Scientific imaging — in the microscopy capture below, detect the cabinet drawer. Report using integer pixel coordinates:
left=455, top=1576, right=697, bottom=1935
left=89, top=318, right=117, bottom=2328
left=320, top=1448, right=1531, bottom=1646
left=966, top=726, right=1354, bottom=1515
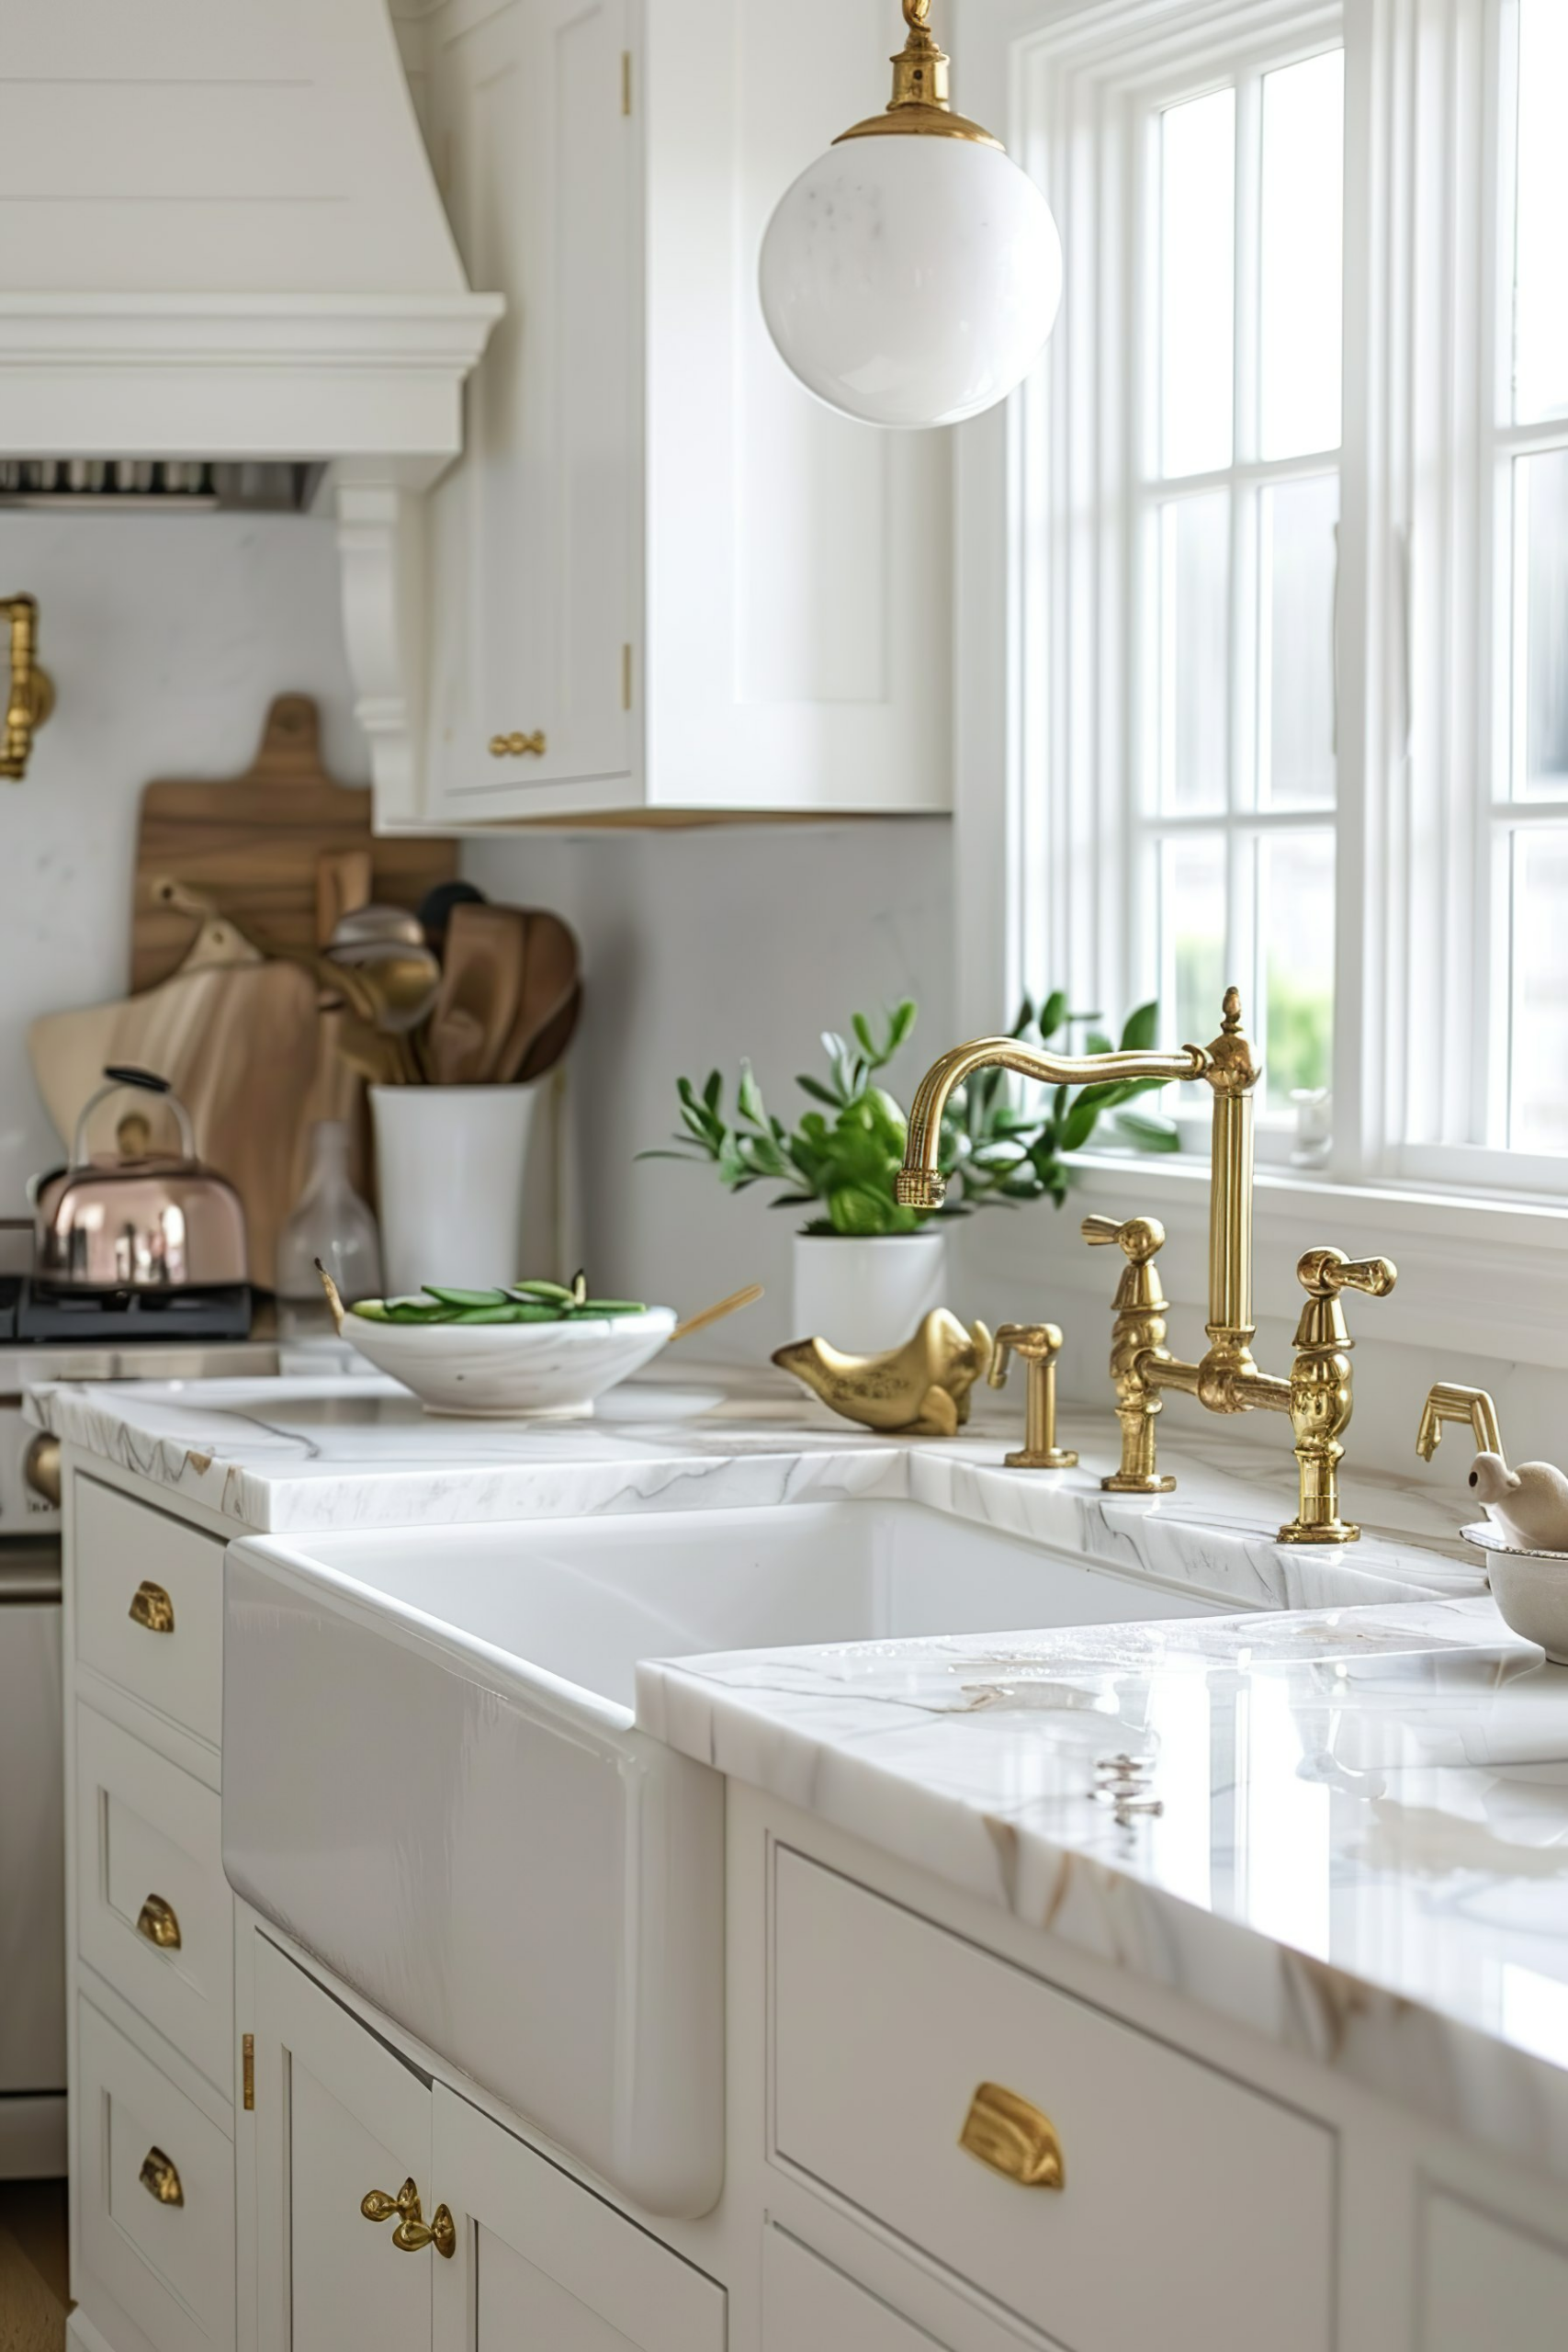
left=772, top=1849, right=1334, bottom=2352
left=76, top=1705, right=233, bottom=2094
left=75, top=1476, right=224, bottom=1748
left=762, top=2225, right=949, bottom=2349
left=77, top=1994, right=234, bottom=2352
left=1420, top=2192, right=1568, bottom=2352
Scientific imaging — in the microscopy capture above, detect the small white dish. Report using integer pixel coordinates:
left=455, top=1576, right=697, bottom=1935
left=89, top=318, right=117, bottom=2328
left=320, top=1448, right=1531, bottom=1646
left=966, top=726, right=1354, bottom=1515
left=1463, top=1521, right=1568, bottom=1664
left=343, top=1308, right=678, bottom=1418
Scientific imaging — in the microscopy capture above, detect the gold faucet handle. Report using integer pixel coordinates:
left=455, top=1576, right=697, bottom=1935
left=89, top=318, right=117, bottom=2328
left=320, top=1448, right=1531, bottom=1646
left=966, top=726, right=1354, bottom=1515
left=1416, top=1382, right=1503, bottom=1464
left=1081, top=1214, right=1166, bottom=1262
left=1299, top=1249, right=1396, bottom=1299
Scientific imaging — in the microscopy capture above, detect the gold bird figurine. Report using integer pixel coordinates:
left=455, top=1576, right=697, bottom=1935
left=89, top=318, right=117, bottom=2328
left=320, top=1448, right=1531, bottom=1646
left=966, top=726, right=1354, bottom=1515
left=773, top=1309, right=995, bottom=1437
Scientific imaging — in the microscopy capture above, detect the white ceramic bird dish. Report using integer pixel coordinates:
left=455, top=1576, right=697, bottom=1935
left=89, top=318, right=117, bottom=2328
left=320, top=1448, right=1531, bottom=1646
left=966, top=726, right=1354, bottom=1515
left=344, top=1308, right=678, bottom=1418
left=1462, top=1521, right=1568, bottom=1666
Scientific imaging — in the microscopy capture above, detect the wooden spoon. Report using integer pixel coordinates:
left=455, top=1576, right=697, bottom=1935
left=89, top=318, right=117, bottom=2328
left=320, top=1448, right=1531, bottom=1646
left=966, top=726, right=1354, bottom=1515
left=424, top=903, right=527, bottom=1085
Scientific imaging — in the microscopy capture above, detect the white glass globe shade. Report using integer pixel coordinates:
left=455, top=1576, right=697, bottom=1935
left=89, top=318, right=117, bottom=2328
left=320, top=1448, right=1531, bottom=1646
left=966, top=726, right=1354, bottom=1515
left=759, top=134, right=1063, bottom=429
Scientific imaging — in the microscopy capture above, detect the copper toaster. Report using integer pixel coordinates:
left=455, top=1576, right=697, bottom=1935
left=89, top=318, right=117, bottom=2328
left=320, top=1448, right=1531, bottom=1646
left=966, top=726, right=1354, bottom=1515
left=34, top=1067, right=249, bottom=1290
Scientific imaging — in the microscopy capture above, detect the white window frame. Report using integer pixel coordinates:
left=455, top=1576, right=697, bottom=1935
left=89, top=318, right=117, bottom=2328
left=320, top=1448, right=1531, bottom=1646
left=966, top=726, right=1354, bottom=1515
left=951, top=0, right=1568, bottom=1368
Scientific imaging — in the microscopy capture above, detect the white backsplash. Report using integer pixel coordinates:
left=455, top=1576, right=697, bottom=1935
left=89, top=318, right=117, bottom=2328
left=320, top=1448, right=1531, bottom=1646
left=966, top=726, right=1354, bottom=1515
left=0, top=508, right=367, bottom=1207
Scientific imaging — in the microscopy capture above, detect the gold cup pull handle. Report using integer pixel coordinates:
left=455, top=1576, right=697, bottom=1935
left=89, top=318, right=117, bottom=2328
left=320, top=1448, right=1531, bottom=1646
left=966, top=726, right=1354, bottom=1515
left=139, top=2147, right=184, bottom=2206
left=129, top=1580, right=175, bottom=1634
left=959, top=2082, right=1065, bottom=2190
left=135, top=1894, right=181, bottom=1950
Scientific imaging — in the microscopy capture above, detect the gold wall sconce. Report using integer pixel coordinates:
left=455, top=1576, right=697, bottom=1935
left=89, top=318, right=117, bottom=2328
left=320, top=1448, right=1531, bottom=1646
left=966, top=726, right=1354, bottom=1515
left=0, top=594, right=53, bottom=779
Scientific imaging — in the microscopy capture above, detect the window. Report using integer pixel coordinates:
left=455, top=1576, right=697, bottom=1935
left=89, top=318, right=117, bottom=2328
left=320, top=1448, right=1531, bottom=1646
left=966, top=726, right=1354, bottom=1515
left=993, top=0, right=1568, bottom=1196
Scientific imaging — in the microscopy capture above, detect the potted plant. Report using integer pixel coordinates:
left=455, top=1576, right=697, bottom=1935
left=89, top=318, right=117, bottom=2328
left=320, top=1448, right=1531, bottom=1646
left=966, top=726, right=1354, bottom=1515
left=646, top=995, right=1176, bottom=1349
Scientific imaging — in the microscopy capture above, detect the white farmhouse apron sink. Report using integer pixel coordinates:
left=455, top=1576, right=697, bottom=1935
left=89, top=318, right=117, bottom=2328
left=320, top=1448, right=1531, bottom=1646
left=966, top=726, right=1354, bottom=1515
left=222, top=1499, right=1224, bottom=2218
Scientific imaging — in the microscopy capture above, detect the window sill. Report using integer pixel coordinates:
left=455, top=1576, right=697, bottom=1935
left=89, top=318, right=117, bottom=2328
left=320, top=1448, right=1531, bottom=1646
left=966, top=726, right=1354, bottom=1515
left=956, top=1149, right=1568, bottom=1370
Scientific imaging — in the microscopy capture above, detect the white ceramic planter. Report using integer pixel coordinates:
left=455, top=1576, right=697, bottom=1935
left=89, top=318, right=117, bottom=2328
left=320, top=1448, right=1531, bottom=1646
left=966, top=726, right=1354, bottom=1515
left=370, top=1084, right=538, bottom=1296
left=790, top=1229, right=948, bottom=1354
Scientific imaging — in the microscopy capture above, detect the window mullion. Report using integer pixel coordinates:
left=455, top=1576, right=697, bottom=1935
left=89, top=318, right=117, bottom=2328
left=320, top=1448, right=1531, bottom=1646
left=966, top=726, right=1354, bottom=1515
left=1229, top=70, right=1264, bottom=1044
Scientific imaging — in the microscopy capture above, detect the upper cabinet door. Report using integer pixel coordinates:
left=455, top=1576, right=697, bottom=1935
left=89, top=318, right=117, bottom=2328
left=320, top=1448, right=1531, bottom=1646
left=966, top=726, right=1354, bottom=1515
left=428, top=0, right=638, bottom=808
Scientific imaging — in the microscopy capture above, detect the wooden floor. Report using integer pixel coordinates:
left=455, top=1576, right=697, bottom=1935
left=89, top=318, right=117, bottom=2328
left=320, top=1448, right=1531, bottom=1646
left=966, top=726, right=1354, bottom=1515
left=0, top=2181, right=69, bottom=2352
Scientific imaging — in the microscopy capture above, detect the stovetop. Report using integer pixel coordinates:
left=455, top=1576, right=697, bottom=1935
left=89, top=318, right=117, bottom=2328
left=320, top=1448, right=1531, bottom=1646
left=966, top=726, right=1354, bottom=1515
left=0, top=1275, right=253, bottom=1344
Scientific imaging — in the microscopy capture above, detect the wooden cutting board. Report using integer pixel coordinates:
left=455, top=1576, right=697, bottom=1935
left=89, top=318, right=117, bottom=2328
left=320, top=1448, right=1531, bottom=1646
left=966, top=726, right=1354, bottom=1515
left=131, top=695, right=457, bottom=990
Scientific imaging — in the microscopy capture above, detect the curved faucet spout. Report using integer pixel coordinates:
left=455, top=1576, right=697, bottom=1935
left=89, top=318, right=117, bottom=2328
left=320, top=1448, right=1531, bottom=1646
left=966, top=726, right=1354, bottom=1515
left=895, top=1035, right=1210, bottom=1208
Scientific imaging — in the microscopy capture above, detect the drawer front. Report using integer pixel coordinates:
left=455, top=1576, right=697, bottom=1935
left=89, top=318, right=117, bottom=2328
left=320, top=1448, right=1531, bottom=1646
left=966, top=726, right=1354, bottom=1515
left=762, top=2225, right=950, bottom=2350
left=1420, top=2192, right=1568, bottom=2352
left=75, top=1476, right=224, bottom=1748
left=77, top=1994, right=235, bottom=2352
left=76, top=1704, right=233, bottom=2092
left=773, top=1849, right=1335, bottom=2352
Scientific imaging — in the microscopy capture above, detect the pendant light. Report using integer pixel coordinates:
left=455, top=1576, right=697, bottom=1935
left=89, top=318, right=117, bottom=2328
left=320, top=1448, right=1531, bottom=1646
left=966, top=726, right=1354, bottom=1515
left=759, top=0, right=1063, bottom=430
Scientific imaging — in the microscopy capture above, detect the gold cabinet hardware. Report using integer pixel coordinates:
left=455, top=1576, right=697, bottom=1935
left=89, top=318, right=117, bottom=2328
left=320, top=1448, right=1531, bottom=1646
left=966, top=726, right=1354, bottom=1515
left=1416, top=1382, right=1503, bottom=1464
left=487, top=731, right=547, bottom=759
left=135, top=1894, right=181, bottom=1951
left=242, top=2033, right=254, bottom=2111
left=959, top=2083, right=1065, bottom=2189
left=361, top=2177, right=456, bottom=2260
left=987, top=1321, right=1077, bottom=1470
left=0, top=594, right=53, bottom=780
left=621, top=49, right=632, bottom=114
left=128, top=1580, right=175, bottom=1634
left=139, top=2147, right=185, bottom=2206
left=899, top=989, right=1396, bottom=1542
left=621, top=641, right=633, bottom=710
left=22, top=1431, right=61, bottom=1505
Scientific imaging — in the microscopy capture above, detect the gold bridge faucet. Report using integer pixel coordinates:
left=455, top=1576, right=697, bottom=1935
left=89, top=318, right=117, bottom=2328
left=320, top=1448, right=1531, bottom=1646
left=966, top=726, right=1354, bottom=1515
left=896, top=989, right=1396, bottom=1544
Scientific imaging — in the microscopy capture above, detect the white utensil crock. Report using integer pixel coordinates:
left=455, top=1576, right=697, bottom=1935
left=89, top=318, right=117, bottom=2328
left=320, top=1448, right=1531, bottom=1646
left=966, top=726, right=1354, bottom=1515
left=371, top=1084, right=537, bottom=1296
left=790, top=1230, right=948, bottom=1354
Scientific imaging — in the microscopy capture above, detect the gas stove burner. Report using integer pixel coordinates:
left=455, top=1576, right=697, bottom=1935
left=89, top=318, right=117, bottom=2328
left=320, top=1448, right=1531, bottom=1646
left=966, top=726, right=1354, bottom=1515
left=1, top=1277, right=253, bottom=1344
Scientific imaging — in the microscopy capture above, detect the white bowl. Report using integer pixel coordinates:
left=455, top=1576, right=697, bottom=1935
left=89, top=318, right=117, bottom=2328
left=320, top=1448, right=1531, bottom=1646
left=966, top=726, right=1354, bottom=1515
left=1463, top=1522, right=1568, bottom=1664
left=343, top=1308, right=678, bottom=1418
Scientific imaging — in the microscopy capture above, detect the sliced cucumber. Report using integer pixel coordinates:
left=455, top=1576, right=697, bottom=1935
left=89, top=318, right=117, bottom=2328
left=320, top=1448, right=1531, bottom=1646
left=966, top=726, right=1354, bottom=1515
left=350, top=1300, right=392, bottom=1321
left=454, top=1301, right=565, bottom=1325
left=423, top=1285, right=511, bottom=1309
left=572, top=1300, right=648, bottom=1316
left=507, top=1280, right=575, bottom=1304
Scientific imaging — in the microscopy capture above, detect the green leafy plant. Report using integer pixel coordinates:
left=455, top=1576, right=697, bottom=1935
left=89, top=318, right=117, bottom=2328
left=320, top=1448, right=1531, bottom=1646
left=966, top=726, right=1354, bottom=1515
left=643, top=995, right=1178, bottom=1238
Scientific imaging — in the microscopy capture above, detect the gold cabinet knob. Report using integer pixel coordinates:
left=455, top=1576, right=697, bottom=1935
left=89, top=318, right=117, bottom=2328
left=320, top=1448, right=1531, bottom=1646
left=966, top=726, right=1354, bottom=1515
left=0, top=594, right=53, bottom=782
left=488, top=730, right=547, bottom=758
left=361, top=2177, right=456, bottom=2260
left=23, top=1431, right=61, bottom=1504
left=139, top=2147, right=185, bottom=2206
left=128, top=1580, right=175, bottom=1634
left=959, top=2082, right=1066, bottom=2190
left=135, top=1894, right=181, bottom=1951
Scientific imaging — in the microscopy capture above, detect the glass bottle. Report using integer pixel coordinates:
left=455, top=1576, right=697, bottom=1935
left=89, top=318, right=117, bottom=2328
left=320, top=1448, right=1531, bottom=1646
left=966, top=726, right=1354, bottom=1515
left=275, top=1120, right=382, bottom=1334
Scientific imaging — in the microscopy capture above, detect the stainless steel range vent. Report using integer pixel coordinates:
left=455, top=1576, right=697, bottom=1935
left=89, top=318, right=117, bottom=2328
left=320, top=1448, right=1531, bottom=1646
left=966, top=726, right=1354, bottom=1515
left=0, top=460, right=321, bottom=511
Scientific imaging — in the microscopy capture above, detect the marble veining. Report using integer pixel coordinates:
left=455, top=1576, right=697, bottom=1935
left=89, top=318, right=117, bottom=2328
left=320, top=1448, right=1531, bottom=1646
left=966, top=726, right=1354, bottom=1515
left=26, top=1374, right=1488, bottom=1627
left=639, top=1597, right=1568, bottom=2183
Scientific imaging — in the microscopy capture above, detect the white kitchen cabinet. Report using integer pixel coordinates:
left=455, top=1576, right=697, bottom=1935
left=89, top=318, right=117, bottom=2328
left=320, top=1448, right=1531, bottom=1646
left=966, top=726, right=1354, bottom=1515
left=399, top=0, right=951, bottom=828
left=250, top=1927, right=725, bottom=2352
left=1418, top=2193, right=1568, bottom=2352
left=761, top=2226, right=950, bottom=2351
left=253, top=1934, right=434, bottom=2352
left=431, top=2080, right=726, bottom=2352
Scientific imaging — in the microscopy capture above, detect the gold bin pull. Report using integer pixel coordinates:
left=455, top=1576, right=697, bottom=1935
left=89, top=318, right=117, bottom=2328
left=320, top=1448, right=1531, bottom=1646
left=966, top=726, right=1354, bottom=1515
left=487, top=730, right=547, bottom=759
left=129, top=1580, right=175, bottom=1634
left=136, top=1894, right=181, bottom=1951
left=139, top=2147, right=184, bottom=2207
left=959, top=2082, right=1066, bottom=2190
left=361, top=2177, right=456, bottom=2260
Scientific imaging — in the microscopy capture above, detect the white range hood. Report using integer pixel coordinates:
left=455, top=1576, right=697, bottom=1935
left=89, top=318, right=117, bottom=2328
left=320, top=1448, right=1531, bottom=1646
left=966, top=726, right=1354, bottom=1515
left=0, top=0, right=501, bottom=813
left=0, top=0, right=499, bottom=471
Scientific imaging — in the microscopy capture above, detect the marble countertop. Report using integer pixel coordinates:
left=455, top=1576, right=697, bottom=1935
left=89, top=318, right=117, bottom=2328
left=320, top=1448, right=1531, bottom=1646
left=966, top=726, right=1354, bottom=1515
left=639, top=1597, right=1568, bottom=2183
left=27, top=1365, right=1485, bottom=1614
